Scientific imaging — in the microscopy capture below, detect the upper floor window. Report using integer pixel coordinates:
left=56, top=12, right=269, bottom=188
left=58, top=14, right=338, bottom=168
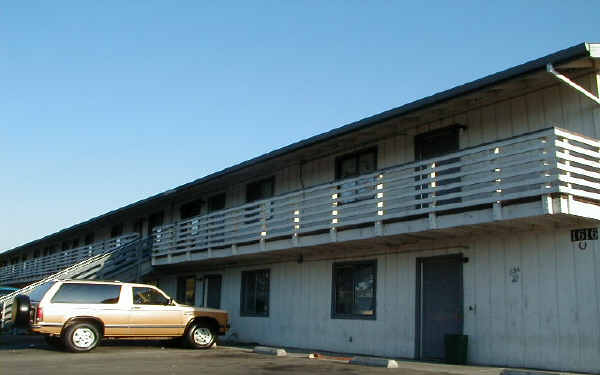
left=335, top=148, right=377, bottom=180
left=84, top=233, right=95, bottom=245
left=246, top=177, right=274, bottom=203
left=61, top=242, right=70, bottom=251
left=335, top=148, right=377, bottom=204
left=133, top=219, right=144, bottom=235
left=72, top=238, right=80, bottom=249
left=207, top=193, right=226, bottom=213
left=148, top=211, right=164, bottom=235
left=180, top=199, right=203, bottom=220
left=110, top=224, right=124, bottom=238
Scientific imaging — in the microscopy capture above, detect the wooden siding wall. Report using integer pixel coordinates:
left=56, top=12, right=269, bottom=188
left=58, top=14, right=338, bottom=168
left=6, top=73, right=600, bottom=263
left=221, top=72, right=600, bottom=213
left=158, top=228, right=600, bottom=373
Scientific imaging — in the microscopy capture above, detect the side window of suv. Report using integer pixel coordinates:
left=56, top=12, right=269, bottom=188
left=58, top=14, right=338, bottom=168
left=132, top=287, right=169, bottom=305
left=51, top=283, right=121, bottom=304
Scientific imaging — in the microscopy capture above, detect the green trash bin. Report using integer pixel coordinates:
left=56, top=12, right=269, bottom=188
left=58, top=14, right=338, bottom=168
left=444, top=334, right=468, bottom=364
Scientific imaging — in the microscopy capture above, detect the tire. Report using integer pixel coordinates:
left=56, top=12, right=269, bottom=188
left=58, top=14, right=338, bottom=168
left=63, top=322, right=101, bottom=353
left=11, top=294, right=31, bottom=329
left=185, top=322, right=216, bottom=349
left=44, top=335, right=65, bottom=349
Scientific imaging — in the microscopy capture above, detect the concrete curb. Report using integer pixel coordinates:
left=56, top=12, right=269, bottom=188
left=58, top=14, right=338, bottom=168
left=350, top=356, right=399, bottom=368
left=253, top=346, right=287, bottom=356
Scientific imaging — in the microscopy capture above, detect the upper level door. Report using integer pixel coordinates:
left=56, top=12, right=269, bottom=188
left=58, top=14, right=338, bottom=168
left=414, top=127, right=461, bottom=209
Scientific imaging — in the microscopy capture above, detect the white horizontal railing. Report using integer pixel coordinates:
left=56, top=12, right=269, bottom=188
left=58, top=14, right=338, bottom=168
left=149, top=127, right=600, bottom=261
left=0, top=233, right=140, bottom=284
left=0, top=236, right=152, bottom=330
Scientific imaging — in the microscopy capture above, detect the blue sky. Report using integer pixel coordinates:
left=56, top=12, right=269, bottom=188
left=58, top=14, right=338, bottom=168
left=1, top=1, right=598, bottom=252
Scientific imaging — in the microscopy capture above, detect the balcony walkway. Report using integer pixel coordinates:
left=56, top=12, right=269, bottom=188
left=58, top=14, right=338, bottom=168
left=157, top=127, right=599, bottom=265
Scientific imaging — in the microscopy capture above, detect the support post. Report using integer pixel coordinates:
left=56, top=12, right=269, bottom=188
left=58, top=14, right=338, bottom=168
left=428, top=212, right=437, bottom=229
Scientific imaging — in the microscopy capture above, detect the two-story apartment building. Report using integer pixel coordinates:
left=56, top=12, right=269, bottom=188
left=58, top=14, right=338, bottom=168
left=2, top=42, right=600, bottom=372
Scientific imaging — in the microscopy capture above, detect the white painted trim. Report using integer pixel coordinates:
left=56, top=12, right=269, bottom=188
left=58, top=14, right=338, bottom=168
left=547, top=63, right=600, bottom=105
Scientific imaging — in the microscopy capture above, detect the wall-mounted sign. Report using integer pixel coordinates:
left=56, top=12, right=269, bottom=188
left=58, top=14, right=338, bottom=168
left=571, top=228, right=598, bottom=242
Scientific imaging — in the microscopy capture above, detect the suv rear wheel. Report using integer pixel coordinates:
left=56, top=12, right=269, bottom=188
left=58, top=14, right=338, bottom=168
left=186, top=323, right=215, bottom=349
left=63, top=322, right=101, bottom=352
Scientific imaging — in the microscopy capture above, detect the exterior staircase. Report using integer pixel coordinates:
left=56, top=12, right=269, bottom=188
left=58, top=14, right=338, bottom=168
left=0, top=236, right=152, bottom=330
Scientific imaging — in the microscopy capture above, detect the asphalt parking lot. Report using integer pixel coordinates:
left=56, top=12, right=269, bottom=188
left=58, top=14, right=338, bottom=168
left=0, top=335, right=474, bottom=375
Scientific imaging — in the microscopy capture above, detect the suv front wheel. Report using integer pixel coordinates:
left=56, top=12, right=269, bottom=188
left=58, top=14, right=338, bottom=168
left=186, top=323, right=215, bottom=349
left=63, top=322, right=101, bottom=352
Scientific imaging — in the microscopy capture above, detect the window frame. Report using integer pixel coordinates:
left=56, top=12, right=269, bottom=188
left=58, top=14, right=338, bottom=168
left=331, top=259, right=377, bottom=320
left=110, top=223, right=124, bottom=238
left=334, top=147, right=378, bottom=181
left=207, top=193, right=226, bottom=213
left=240, top=269, right=270, bottom=317
left=180, top=199, right=203, bottom=220
left=84, top=233, right=95, bottom=246
left=245, top=177, right=275, bottom=203
left=176, top=275, right=196, bottom=305
left=131, top=286, right=171, bottom=306
left=50, top=283, right=122, bottom=305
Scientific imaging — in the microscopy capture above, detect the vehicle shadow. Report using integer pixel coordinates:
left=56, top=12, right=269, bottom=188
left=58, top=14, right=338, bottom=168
left=0, top=334, right=178, bottom=352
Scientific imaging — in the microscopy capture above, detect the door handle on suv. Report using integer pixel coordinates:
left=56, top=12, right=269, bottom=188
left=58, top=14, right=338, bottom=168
left=131, top=306, right=142, bottom=310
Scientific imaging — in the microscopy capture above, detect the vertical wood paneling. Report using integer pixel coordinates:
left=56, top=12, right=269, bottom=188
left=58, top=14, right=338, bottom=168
left=510, top=97, right=528, bottom=134
left=525, top=91, right=545, bottom=131
left=520, top=234, right=541, bottom=368
left=504, top=235, right=524, bottom=367
left=465, top=109, right=482, bottom=148
left=159, top=226, right=600, bottom=372
left=496, top=100, right=513, bottom=140
left=536, top=232, right=560, bottom=369
left=542, top=86, right=564, bottom=127
left=481, top=104, right=497, bottom=144
left=554, top=230, right=579, bottom=370
left=488, top=236, right=506, bottom=366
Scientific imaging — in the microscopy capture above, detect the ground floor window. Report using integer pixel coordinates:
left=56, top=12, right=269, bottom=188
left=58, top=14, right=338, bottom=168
left=241, top=269, right=269, bottom=316
left=177, top=276, right=196, bottom=305
left=332, top=260, right=376, bottom=319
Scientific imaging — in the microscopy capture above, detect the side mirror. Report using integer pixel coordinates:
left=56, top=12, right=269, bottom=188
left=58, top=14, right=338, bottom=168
left=168, top=298, right=174, bottom=306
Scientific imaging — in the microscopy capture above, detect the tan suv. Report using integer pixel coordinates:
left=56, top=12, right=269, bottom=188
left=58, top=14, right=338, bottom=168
left=11, top=280, right=230, bottom=352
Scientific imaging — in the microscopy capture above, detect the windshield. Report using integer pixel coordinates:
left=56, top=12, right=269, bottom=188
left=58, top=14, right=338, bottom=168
left=26, top=282, right=56, bottom=302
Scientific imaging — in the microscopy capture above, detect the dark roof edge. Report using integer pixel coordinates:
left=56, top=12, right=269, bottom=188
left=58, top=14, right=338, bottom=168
left=2, top=42, right=592, bottom=256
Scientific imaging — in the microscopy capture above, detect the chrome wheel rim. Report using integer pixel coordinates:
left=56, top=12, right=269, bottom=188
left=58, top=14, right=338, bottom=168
left=193, top=327, right=213, bottom=345
left=72, top=327, right=95, bottom=348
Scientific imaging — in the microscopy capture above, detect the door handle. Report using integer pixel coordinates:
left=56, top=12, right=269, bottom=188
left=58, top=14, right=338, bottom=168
left=131, top=306, right=142, bottom=310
